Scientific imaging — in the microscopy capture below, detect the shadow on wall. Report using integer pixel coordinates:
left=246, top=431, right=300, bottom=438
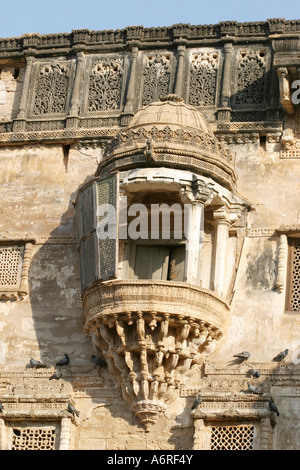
left=25, top=175, right=146, bottom=438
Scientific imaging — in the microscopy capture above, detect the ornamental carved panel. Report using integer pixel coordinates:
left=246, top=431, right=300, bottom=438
left=80, top=54, right=129, bottom=117
left=186, top=49, right=222, bottom=108
left=139, top=52, right=176, bottom=107
left=27, top=59, right=75, bottom=117
left=231, top=48, right=268, bottom=108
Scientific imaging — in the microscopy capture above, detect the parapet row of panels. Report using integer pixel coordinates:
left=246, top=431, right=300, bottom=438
left=0, top=45, right=280, bottom=133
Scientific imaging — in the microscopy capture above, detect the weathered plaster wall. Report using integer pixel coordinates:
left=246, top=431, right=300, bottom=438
left=212, top=139, right=300, bottom=361
left=0, top=143, right=100, bottom=364
left=0, top=65, right=24, bottom=121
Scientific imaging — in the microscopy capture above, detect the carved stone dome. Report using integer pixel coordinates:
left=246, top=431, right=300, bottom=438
left=97, top=95, right=237, bottom=190
left=128, top=94, right=214, bottom=136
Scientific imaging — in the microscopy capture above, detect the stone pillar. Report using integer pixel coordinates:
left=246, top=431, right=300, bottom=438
left=13, top=55, right=35, bottom=131
left=0, top=418, right=5, bottom=450
left=217, top=42, right=234, bottom=121
left=59, top=417, right=72, bottom=450
left=193, top=418, right=205, bottom=450
left=212, top=206, right=231, bottom=297
left=181, top=182, right=212, bottom=286
left=276, top=234, right=288, bottom=293
left=260, top=417, right=271, bottom=450
left=19, top=242, right=34, bottom=298
left=121, top=45, right=139, bottom=126
left=184, top=201, right=205, bottom=285
left=174, top=43, right=186, bottom=97
left=66, top=51, right=85, bottom=128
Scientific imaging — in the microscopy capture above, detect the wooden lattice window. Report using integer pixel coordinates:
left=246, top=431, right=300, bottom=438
left=210, top=424, right=255, bottom=450
left=287, top=239, right=300, bottom=311
left=11, top=425, right=57, bottom=450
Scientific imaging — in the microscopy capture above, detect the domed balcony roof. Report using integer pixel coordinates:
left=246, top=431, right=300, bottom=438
left=97, top=95, right=237, bottom=191
left=128, top=94, right=214, bottom=136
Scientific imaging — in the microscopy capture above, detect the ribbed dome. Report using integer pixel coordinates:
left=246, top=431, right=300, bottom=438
left=97, top=95, right=237, bottom=191
left=128, top=94, right=214, bottom=136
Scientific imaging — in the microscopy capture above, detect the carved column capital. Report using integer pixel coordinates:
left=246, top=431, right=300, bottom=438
left=213, top=205, right=241, bottom=226
left=179, top=181, right=213, bottom=206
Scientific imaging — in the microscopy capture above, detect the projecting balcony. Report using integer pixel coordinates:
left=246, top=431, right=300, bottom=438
left=82, top=279, right=229, bottom=430
left=83, top=279, right=228, bottom=336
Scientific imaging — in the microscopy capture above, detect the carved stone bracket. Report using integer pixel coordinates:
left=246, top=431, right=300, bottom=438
left=277, top=67, right=295, bottom=115
left=83, top=280, right=228, bottom=430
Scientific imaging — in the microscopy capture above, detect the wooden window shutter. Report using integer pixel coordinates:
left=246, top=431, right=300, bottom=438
left=76, top=173, right=119, bottom=291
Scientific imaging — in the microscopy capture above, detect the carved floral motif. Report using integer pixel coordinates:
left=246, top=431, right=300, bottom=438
left=33, top=62, right=71, bottom=115
left=141, top=53, right=173, bottom=106
left=234, top=50, right=266, bottom=106
left=188, top=51, right=219, bottom=107
left=88, top=58, right=124, bottom=111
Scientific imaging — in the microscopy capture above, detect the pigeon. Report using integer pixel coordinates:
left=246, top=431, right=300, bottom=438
left=30, top=358, right=47, bottom=369
left=248, top=369, right=261, bottom=378
left=49, top=370, right=63, bottom=380
left=269, top=399, right=280, bottom=417
left=191, top=394, right=202, bottom=410
left=0, top=402, right=3, bottom=413
left=92, top=355, right=107, bottom=367
left=233, top=351, right=250, bottom=361
left=247, top=382, right=263, bottom=395
left=273, top=349, right=289, bottom=363
left=67, top=402, right=80, bottom=417
left=56, top=354, right=69, bottom=366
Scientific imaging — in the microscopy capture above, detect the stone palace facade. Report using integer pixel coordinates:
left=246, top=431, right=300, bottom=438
left=0, top=18, right=300, bottom=450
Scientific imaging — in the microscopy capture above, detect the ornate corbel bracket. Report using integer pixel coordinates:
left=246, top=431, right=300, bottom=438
left=277, top=67, right=295, bottom=116
left=179, top=180, right=214, bottom=206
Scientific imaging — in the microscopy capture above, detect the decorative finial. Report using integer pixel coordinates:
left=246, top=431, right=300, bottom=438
left=160, top=94, right=184, bottom=103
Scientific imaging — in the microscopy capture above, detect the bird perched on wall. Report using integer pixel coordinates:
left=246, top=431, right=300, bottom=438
left=191, top=394, right=202, bottom=410
left=56, top=354, right=69, bottom=366
left=248, top=369, right=261, bottom=378
left=247, top=382, right=264, bottom=395
left=92, top=355, right=107, bottom=367
left=233, top=351, right=250, bottom=361
left=49, top=370, right=63, bottom=380
left=269, top=399, right=280, bottom=417
left=273, top=349, right=289, bottom=363
left=0, top=402, right=3, bottom=413
left=30, top=358, right=47, bottom=369
left=67, top=402, right=80, bottom=417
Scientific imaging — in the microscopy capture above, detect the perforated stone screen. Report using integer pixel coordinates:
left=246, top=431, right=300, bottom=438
left=11, top=426, right=56, bottom=450
left=210, top=424, right=255, bottom=450
left=0, top=246, right=22, bottom=287
left=290, top=240, right=300, bottom=311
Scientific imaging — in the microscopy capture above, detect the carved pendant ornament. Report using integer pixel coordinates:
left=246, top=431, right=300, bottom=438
left=85, top=307, right=223, bottom=431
